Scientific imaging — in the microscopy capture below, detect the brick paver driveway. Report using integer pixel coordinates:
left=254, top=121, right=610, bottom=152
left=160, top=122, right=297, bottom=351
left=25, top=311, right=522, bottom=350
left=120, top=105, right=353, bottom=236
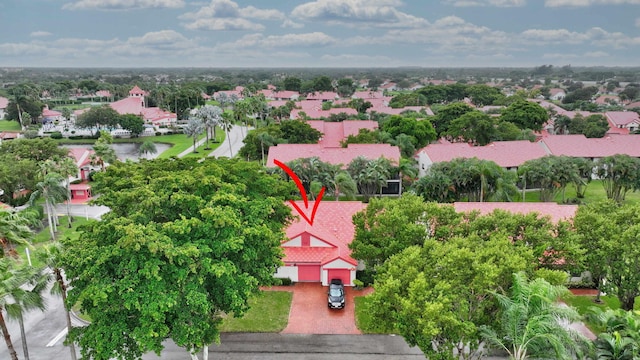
left=280, top=282, right=372, bottom=334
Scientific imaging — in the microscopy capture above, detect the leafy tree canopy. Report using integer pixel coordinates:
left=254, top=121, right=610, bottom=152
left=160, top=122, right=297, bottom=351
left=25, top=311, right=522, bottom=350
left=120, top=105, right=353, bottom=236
left=500, top=100, right=548, bottom=132
left=379, top=115, right=436, bottom=149
left=62, top=158, right=295, bottom=360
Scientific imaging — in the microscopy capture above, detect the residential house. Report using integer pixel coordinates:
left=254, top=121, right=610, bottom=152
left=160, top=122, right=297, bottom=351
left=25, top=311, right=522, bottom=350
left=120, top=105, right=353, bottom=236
left=306, top=120, right=379, bottom=148
left=267, top=143, right=401, bottom=168
left=274, top=201, right=367, bottom=286
left=415, top=140, right=549, bottom=176
left=0, top=96, right=8, bottom=119
left=213, top=86, right=244, bottom=101
left=306, top=91, right=339, bottom=102
left=110, top=86, right=177, bottom=127
left=67, top=147, right=99, bottom=201
left=259, top=89, right=300, bottom=101
left=549, top=88, right=566, bottom=101
left=538, top=134, right=640, bottom=160
left=605, top=111, right=640, bottom=133
left=453, top=202, right=578, bottom=224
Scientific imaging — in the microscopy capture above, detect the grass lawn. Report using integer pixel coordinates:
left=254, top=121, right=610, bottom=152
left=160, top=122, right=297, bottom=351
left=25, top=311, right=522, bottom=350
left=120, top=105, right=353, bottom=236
left=181, top=129, right=225, bottom=159
left=562, top=294, right=640, bottom=334
left=354, top=295, right=395, bottom=334
left=522, top=180, right=640, bottom=205
left=154, top=133, right=207, bottom=159
left=15, top=215, right=92, bottom=268
left=0, top=120, right=21, bottom=131
left=220, top=291, right=292, bottom=333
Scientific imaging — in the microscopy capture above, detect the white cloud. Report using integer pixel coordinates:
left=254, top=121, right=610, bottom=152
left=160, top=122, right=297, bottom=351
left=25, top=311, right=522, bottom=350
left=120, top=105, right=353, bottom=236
left=443, top=0, right=526, bottom=6
left=521, top=28, right=590, bottom=44
left=545, top=0, right=640, bottom=7
left=30, top=31, right=52, bottom=37
left=282, top=19, right=305, bottom=28
left=291, top=0, right=428, bottom=28
left=63, top=0, right=184, bottom=10
left=520, top=27, right=640, bottom=47
left=216, top=32, right=336, bottom=51
left=180, top=0, right=284, bottom=31
left=584, top=51, right=609, bottom=57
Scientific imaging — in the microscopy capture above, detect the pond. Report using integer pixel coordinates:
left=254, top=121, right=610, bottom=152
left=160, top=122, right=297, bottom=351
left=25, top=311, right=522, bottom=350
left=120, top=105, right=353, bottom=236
left=63, top=142, right=172, bottom=162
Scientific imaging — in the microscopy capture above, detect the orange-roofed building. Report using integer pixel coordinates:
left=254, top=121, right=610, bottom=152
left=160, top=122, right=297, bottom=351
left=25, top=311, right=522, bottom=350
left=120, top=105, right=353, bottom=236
left=275, top=201, right=366, bottom=286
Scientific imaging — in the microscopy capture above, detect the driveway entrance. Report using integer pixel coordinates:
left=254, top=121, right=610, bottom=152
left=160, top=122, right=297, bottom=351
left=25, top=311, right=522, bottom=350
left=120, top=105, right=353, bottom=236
left=281, top=282, right=370, bottom=334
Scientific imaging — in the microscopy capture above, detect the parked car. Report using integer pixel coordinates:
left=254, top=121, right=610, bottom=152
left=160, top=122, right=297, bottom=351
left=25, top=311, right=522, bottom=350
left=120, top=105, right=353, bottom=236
left=328, top=279, right=345, bottom=309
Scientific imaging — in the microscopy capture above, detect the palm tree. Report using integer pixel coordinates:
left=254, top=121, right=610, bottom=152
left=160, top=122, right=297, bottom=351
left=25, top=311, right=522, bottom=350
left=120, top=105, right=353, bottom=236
left=256, top=132, right=276, bottom=165
left=29, top=173, right=67, bottom=241
left=53, top=157, right=78, bottom=228
left=0, top=210, right=33, bottom=258
left=183, top=117, right=205, bottom=154
left=4, top=261, right=49, bottom=360
left=390, top=134, right=416, bottom=158
left=37, top=243, right=77, bottom=360
left=196, top=105, right=223, bottom=149
left=333, top=171, right=357, bottom=200
left=91, top=131, right=117, bottom=171
left=138, top=140, right=157, bottom=160
left=479, top=272, right=588, bottom=360
left=220, top=112, right=235, bottom=158
left=0, top=258, right=47, bottom=360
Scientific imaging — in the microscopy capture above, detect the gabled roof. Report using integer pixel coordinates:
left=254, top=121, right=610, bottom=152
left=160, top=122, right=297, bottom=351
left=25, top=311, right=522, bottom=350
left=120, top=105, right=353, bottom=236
left=68, top=147, right=94, bottom=168
left=128, top=85, right=147, bottom=96
left=453, top=202, right=578, bottom=223
left=283, top=201, right=366, bottom=265
left=111, top=96, right=144, bottom=115
left=306, top=120, right=378, bottom=148
left=539, top=134, right=640, bottom=158
left=42, top=108, right=62, bottom=117
left=605, top=111, right=640, bottom=126
left=267, top=143, right=401, bottom=168
left=418, top=140, right=548, bottom=168
left=306, top=91, right=338, bottom=101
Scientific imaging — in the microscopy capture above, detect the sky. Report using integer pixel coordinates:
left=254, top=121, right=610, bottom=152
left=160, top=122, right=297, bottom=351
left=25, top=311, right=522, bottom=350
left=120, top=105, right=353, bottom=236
left=0, top=0, right=639, bottom=68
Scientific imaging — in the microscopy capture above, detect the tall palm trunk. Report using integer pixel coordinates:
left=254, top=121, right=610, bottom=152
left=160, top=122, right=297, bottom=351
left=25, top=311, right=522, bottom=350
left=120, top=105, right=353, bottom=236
left=45, top=200, right=56, bottom=240
left=193, top=138, right=197, bottom=153
left=55, top=268, right=77, bottom=360
left=66, top=178, right=72, bottom=228
left=260, top=140, right=265, bottom=166
left=203, top=345, right=209, bottom=360
left=226, top=129, right=233, bottom=157
left=0, top=310, right=19, bottom=360
left=18, top=313, right=29, bottom=360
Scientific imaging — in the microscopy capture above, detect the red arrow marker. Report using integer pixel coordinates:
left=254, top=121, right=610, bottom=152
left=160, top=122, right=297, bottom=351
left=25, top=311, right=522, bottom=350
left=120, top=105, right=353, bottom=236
left=274, top=159, right=325, bottom=226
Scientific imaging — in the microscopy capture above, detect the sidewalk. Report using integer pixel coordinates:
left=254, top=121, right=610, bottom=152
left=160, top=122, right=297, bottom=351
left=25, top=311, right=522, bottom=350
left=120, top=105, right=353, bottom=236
left=176, top=125, right=248, bottom=158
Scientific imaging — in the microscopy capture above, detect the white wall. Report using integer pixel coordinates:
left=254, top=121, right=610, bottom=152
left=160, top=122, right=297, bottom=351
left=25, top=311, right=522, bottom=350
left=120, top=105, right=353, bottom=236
left=417, top=152, right=434, bottom=177
left=321, top=268, right=356, bottom=287
left=274, top=265, right=298, bottom=282
left=282, top=235, right=301, bottom=247
left=310, top=236, right=332, bottom=247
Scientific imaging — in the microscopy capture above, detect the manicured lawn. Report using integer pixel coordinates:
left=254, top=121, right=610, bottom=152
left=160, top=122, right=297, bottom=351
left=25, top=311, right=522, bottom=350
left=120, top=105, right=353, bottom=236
left=181, top=128, right=225, bottom=159
left=562, top=294, right=640, bottom=334
left=355, top=295, right=395, bottom=334
left=220, top=291, right=292, bottom=333
left=15, top=215, right=93, bottom=267
left=522, top=180, right=640, bottom=205
left=155, top=133, right=207, bottom=159
left=0, top=120, right=21, bottom=131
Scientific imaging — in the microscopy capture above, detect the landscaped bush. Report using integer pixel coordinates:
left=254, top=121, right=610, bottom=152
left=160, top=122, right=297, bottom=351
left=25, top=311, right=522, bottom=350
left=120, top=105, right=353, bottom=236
left=50, top=131, right=63, bottom=139
left=356, top=269, right=375, bottom=287
left=566, top=280, right=596, bottom=289
left=353, top=279, right=364, bottom=290
left=155, top=132, right=162, bottom=136
left=68, top=135, right=85, bottom=140
left=71, top=130, right=76, bottom=134
left=280, top=277, right=293, bottom=286
left=70, top=179, right=83, bottom=185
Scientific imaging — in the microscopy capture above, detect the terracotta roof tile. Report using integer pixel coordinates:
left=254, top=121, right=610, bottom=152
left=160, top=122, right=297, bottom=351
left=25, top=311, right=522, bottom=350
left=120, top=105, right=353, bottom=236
left=419, top=140, right=548, bottom=168
left=267, top=143, right=401, bottom=168
left=540, top=134, right=640, bottom=158
left=453, top=202, right=578, bottom=223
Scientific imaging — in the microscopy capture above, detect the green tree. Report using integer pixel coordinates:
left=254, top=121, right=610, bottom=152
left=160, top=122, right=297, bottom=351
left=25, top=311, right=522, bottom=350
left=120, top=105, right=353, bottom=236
left=196, top=105, right=223, bottom=149
left=379, top=115, right=436, bottom=149
left=279, top=120, right=322, bottom=144
left=595, top=154, right=640, bottom=204
left=138, top=140, right=158, bottom=160
left=519, top=156, right=581, bottom=202
left=466, top=84, right=505, bottom=106
left=332, top=171, right=357, bottom=200
left=183, top=117, right=205, bottom=154
left=446, top=111, right=496, bottom=146
left=118, top=114, right=145, bottom=137
left=312, top=76, right=333, bottom=92
left=480, top=272, right=588, bottom=360
left=341, top=128, right=384, bottom=146
left=220, top=111, right=235, bottom=157
left=348, top=157, right=393, bottom=202
left=0, top=138, right=68, bottom=163
left=336, top=78, right=356, bottom=98
left=0, top=209, right=34, bottom=258
left=500, top=100, right=548, bottom=132
left=90, top=131, right=117, bottom=171
left=432, top=102, right=475, bottom=137
left=389, top=133, right=416, bottom=158
left=61, top=158, right=294, bottom=360
left=283, top=77, right=301, bottom=92
left=0, top=258, right=47, bottom=360
left=587, top=308, right=640, bottom=359
left=76, top=105, right=120, bottom=132
left=29, top=173, right=67, bottom=241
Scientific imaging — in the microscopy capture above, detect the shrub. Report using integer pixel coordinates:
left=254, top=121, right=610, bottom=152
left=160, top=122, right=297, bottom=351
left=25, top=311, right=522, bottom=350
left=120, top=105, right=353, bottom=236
left=155, top=132, right=162, bottom=136
left=71, top=130, right=76, bottom=134
left=50, top=131, right=63, bottom=139
left=353, top=279, right=364, bottom=290
left=280, top=277, right=293, bottom=286
left=70, top=179, right=83, bottom=185
left=356, top=269, right=375, bottom=287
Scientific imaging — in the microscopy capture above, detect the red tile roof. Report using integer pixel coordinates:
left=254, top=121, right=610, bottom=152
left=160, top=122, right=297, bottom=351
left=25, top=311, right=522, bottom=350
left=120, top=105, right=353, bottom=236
left=111, top=96, right=144, bottom=115
left=453, top=202, right=578, bottom=223
left=539, top=134, right=640, bottom=158
left=291, top=107, right=358, bottom=120
left=605, top=111, right=640, bottom=126
left=306, top=120, right=378, bottom=148
left=128, top=85, right=147, bottom=96
left=68, top=147, right=94, bottom=168
left=267, top=143, right=401, bottom=168
left=42, top=108, right=62, bottom=117
left=283, top=201, right=366, bottom=265
left=306, top=92, right=338, bottom=101
left=0, top=132, right=20, bottom=140
left=419, top=140, right=548, bottom=168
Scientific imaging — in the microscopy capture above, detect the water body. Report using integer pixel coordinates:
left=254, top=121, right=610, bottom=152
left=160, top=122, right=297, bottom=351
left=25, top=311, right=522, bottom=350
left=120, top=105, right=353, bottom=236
left=63, top=142, right=171, bottom=162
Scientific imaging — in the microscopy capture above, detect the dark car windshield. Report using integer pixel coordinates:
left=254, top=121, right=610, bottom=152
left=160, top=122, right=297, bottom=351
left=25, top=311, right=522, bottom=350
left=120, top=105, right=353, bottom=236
left=329, top=288, right=343, bottom=297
